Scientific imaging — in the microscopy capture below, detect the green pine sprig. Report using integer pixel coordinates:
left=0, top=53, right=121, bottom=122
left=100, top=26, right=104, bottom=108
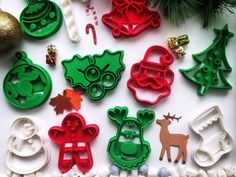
left=197, top=0, right=236, bottom=28
left=148, top=0, right=236, bottom=28
left=148, top=0, right=201, bottom=26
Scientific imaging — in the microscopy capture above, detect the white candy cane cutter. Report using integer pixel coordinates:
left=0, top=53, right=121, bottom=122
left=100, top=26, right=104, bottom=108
left=59, top=0, right=82, bottom=43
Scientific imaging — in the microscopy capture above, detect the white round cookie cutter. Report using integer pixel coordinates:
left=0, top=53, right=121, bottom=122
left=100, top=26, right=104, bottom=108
left=8, top=117, right=43, bottom=157
left=189, top=106, right=233, bottom=167
left=7, top=134, right=43, bottom=157
left=11, top=117, right=38, bottom=140
left=6, top=116, right=51, bottom=175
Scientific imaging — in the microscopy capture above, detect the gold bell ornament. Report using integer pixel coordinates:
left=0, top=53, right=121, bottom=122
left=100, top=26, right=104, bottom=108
left=0, top=9, right=22, bottom=51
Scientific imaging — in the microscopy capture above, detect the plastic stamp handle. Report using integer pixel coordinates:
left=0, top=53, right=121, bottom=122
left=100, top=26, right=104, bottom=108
left=59, top=0, right=81, bottom=43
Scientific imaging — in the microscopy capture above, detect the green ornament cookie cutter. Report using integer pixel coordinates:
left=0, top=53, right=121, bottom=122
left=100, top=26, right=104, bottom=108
left=62, top=50, right=125, bottom=100
left=107, top=106, right=155, bottom=170
left=3, top=51, right=52, bottom=109
left=20, top=0, right=63, bottom=38
left=180, top=25, right=233, bottom=96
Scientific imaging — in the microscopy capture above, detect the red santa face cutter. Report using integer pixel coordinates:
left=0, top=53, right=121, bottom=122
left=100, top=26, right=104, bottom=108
left=102, top=0, right=160, bottom=37
left=127, top=46, right=174, bottom=105
left=48, top=112, right=99, bottom=173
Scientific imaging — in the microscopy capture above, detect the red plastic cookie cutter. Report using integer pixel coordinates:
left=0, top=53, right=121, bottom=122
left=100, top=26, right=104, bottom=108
left=127, top=46, right=174, bottom=105
left=102, top=0, right=160, bottom=37
left=48, top=112, right=99, bottom=173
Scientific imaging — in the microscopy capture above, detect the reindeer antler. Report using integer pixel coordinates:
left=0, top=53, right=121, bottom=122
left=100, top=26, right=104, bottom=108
left=163, top=113, right=182, bottom=122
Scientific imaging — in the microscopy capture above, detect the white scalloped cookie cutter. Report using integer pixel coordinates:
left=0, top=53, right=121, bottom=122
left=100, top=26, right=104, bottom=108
left=189, top=106, right=233, bottom=167
left=6, top=117, right=50, bottom=175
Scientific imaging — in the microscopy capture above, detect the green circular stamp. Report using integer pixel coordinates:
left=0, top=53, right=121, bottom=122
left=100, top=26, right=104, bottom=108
left=20, top=0, right=63, bottom=38
left=3, top=51, right=52, bottom=109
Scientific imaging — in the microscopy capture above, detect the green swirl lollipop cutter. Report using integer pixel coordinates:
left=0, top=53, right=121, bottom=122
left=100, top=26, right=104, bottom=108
left=3, top=51, right=52, bottom=109
left=20, top=0, right=63, bottom=38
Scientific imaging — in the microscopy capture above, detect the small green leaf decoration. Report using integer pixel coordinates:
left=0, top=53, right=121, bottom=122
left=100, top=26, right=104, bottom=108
left=62, top=50, right=125, bottom=100
left=180, top=25, right=233, bottom=96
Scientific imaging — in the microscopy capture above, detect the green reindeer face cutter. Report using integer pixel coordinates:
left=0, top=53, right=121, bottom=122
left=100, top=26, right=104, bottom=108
left=107, top=106, right=155, bottom=170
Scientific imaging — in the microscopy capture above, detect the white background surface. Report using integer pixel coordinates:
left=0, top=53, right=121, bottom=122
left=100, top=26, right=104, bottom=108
left=0, top=0, right=236, bottom=174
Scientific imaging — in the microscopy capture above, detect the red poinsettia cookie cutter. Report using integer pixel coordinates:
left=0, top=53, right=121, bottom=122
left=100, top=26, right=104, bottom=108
left=127, top=46, right=174, bottom=105
left=48, top=113, right=99, bottom=173
left=102, top=0, right=160, bottom=37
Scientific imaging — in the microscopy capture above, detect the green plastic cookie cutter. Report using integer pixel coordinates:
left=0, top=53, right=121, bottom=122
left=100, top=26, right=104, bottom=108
left=180, top=24, right=233, bottom=96
left=20, top=0, right=63, bottom=38
left=62, top=50, right=125, bottom=100
left=107, top=106, right=155, bottom=170
left=3, top=51, right=52, bottom=109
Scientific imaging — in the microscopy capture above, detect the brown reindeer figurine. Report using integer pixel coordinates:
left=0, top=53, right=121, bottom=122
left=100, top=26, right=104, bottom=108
left=156, top=113, right=189, bottom=164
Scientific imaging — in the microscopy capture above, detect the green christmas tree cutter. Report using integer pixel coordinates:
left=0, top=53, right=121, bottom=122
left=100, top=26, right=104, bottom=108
left=20, top=0, right=63, bottom=38
left=180, top=24, right=233, bottom=96
left=62, top=50, right=125, bottom=100
left=107, top=106, right=155, bottom=170
left=3, top=51, right=52, bottom=109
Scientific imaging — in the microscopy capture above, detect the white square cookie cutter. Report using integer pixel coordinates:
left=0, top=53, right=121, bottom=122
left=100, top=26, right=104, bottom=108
left=189, top=106, right=233, bottom=167
left=6, top=116, right=50, bottom=176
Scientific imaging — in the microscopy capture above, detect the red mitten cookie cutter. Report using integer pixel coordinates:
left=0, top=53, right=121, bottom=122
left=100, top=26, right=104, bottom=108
left=127, top=46, right=174, bottom=105
left=48, top=113, right=99, bottom=173
left=102, top=0, right=160, bottom=37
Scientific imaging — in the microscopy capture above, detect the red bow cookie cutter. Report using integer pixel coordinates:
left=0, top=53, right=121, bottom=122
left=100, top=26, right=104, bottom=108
left=48, top=112, right=99, bottom=173
left=127, top=46, right=174, bottom=105
left=102, top=0, right=160, bottom=37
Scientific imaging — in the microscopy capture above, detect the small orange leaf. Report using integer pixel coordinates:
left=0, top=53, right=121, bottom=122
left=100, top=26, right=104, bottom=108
left=49, top=94, right=73, bottom=115
left=64, top=89, right=82, bottom=111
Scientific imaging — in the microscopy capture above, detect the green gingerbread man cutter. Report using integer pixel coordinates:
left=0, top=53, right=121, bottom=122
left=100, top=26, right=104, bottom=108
left=3, top=51, right=52, bottom=109
left=107, top=106, right=155, bottom=170
left=62, top=50, right=125, bottom=100
left=20, top=0, right=63, bottom=38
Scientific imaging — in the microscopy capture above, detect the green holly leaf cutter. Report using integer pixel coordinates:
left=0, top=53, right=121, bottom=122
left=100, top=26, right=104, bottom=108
left=20, top=0, right=63, bottom=38
left=3, top=51, right=52, bottom=109
left=62, top=50, right=125, bottom=100
left=107, top=106, right=155, bottom=170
